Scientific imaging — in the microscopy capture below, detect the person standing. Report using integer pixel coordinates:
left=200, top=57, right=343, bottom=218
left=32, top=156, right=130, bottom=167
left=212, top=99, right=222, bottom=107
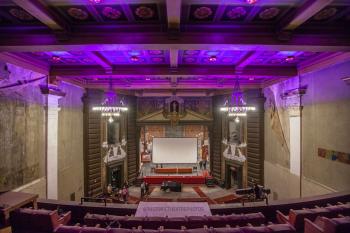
left=203, top=159, right=207, bottom=170
left=122, top=186, right=128, bottom=203
left=140, top=181, right=145, bottom=198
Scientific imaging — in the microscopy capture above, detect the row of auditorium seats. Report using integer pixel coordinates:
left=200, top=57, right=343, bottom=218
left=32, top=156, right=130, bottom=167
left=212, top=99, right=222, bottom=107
left=9, top=202, right=350, bottom=233
left=83, top=212, right=266, bottom=229
left=304, top=215, right=350, bottom=233
left=10, top=208, right=71, bottom=233
left=54, top=224, right=296, bottom=233
left=276, top=202, right=350, bottom=231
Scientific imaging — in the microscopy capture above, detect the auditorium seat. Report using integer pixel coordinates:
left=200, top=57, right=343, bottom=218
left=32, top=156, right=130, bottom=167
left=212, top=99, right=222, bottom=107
left=10, top=208, right=71, bottom=233
left=304, top=215, right=350, bottom=233
left=277, top=203, right=350, bottom=231
left=54, top=224, right=296, bottom=233
left=83, top=212, right=266, bottom=229
left=163, top=216, right=187, bottom=229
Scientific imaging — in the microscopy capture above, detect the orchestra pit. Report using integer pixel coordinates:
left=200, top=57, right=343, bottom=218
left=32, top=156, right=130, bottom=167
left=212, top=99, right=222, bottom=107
left=0, top=0, right=349, bottom=232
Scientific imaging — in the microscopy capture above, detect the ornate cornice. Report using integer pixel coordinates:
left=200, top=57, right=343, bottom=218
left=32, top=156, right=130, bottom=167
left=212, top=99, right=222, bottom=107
left=281, top=86, right=307, bottom=117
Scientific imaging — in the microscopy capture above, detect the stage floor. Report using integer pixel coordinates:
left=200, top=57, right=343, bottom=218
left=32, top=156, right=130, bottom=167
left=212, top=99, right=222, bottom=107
left=128, top=184, right=241, bottom=205
left=140, top=162, right=210, bottom=177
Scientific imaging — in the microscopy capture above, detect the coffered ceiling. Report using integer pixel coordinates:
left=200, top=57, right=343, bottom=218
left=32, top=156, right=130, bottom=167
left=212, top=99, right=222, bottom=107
left=0, top=0, right=349, bottom=95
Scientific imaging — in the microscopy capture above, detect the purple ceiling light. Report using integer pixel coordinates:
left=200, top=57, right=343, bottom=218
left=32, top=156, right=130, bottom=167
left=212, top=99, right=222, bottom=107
left=209, top=55, right=217, bottom=62
left=89, top=0, right=102, bottom=4
left=220, top=78, right=256, bottom=119
left=51, top=55, right=61, bottom=63
left=131, top=55, right=140, bottom=62
left=285, top=55, right=295, bottom=63
left=246, top=0, right=258, bottom=4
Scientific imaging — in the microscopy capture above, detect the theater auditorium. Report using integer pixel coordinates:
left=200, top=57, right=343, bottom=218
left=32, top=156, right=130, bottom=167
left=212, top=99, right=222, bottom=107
left=0, top=0, right=349, bottom=232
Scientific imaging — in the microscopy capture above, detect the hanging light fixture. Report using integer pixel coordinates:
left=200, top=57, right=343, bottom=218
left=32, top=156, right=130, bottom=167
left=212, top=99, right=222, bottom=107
left=92, top=79, right=128, bottom=121
left=220, top=77, right=256, bottom=117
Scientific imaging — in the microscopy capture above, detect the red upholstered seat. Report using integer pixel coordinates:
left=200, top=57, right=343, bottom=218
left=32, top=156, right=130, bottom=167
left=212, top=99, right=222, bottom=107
left=305, top=216, right=350, bottom=233
left=245, top=212, right=266, bottom=226
left=213, top=227, right=244, bottom=233
left=185, top=216, right=207, bottom=228
left=84, top=213, right=127, bottom=228
left=206, top=215, right=229, bottom=228
left=55, top=225, right=82, bottom=233
left=143, top=217, right=166, bottom=229
left=241, top=226, right=271, bottom=233
left=106, top=228, right=132, bottom=233
left=81, top=227, right=107, bottom=233
left=163, top=217, right=187, bottom=229
left=10, top=208, right=71, bottom=233
left=225, top=214, right=247, bottom=227
left=123, top=216, right=145, bottom=228
left=267, top=223, right=296, bottom=233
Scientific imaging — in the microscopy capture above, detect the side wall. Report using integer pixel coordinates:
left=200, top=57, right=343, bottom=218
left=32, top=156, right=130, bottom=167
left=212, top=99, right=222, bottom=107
left=57, top=82, right=85, bottom=201
left=264, top=60, right=350, bottom=200
left=0, top=63, right=46, bottom=197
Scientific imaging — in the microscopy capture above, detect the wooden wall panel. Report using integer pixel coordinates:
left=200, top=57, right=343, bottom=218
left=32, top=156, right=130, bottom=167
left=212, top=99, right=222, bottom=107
left=211, top=95, right=224, bottom=181
left=83, top=90, right=103, bottom=197
left=127, top=96, right=138, bottom=183
left=246, top=90, right=265, bottom=186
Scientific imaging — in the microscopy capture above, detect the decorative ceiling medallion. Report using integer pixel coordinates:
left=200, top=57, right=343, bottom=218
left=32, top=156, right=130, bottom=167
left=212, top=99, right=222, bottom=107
left=193, top=6, right=213, bottom=19
left=183, top=57, right=196, bottom=63
left=135, top=6, right=154, bottom=19
left=67, top=7, right=89, bottom=20
left=151, top=57, right=164, bottom=63
left=221, top=57, right=234, bottom=63
left=259, top=7, right=280, bottom=20
left=226, top=7, right=247, bottom=20
left=81, top=57, right=94, bottom=64
left=102, top=7, right=122, bottom=19
left=269, top=58, right=282, bottom=64
left=313, top=7, right=337, bottom=21
left=148, top=50, right=163, bottom=55
left=9, top=8, right=34, bottom=21
left=184, top=50, right=200, bottom=56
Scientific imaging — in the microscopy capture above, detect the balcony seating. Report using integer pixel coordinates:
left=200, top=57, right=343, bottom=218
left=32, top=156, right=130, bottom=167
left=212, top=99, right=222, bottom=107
left=83, top=212, right=265, bottom=229
left=10, top=208, right=71, bottom=233
left=304, top=215, right=350, bottom=233
left=54, top=223, right=296, bottom=233
left=276, top=203, right=350, bottom=231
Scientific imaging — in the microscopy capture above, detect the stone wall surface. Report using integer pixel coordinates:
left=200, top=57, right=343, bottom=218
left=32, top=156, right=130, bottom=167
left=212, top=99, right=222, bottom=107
left=0, top=63, right=46, bottom=194
left=264, top=60, right=350, bottom=200
left=57, top=82, right=85, bottom=201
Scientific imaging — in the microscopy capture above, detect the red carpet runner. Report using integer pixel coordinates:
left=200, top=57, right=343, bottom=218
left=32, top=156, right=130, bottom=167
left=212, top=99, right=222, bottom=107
left=192, top=186, right=216, bottom=204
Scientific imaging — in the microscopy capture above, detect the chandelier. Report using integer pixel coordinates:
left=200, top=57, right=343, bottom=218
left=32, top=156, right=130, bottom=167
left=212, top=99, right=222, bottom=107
left=220, top=78, right=255, bottom=120
left=92, top=81, right=128, bottom=123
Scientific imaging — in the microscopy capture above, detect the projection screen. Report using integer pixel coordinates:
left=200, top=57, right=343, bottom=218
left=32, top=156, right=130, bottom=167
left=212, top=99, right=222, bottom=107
left=152, top=137, right=198, bottom=164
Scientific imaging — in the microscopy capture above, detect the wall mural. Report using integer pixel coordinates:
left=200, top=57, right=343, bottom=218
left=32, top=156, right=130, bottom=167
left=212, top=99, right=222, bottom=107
left=318, top=148, right=350, bottom=165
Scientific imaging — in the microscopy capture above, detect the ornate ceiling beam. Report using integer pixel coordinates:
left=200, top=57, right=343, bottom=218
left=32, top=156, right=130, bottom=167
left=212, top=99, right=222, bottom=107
left=235, top=51, right=261, bottom=71
left=166, top=0, right=182, bottom=31
left=12, top=0, right=69, bottom=35
left=169, top=49, right=179, bottom=68
left=86, top=51, right=112, bottom=74
left=280, top=0, right=334, bottom=31
left=0, top=31, right=349, bottom=52
left=50, top=65, right=297, bottom=78
left=0, top=52, right=49, bottom=75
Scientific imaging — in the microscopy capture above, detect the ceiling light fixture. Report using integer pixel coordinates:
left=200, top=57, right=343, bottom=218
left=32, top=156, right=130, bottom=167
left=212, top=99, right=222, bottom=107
left=51, top=56, right=61, bottom=63
left=220, top=77, right=256, bottom=117
left=246, top=0, right=257, bottom=4
left=285, top=56, right=295, bottom=63
left=131, top=55, right=139, bottom=62
left=89, top=0, right=101, bottom=4
left=92, top=80, right=128, bottom=118
left=209, top=55, right=217, bottom=62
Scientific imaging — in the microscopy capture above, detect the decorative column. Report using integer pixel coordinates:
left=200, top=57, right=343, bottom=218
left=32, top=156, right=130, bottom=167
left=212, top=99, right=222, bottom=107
left=41, top=85, right=65, bottom=199
left=281, top=86, right=306, bottom=197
